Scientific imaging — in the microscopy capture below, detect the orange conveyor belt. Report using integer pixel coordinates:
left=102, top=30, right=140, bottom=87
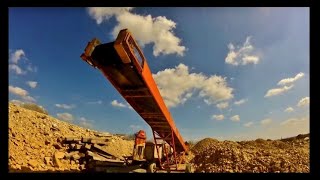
left=80, top=29, right=188, bottom=153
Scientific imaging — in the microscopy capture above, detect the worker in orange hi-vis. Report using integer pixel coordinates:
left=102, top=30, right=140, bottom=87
left=133, top=130, right=146, bottom=160
left=135, top=130, right=146, bottom=145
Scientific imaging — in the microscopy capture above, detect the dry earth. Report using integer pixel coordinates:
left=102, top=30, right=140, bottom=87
left=190, top=136, right=309, bottom=173
left=8, top=103, right=134, bottom=172
left=8, top=102, right=309, bottom=173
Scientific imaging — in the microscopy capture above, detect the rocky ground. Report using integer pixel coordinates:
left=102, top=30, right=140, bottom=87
left=8, top=102, right=309, bottom=173
left=190, top=136, right=309, bottom=173
left=8, top=103, right=134, bottom=172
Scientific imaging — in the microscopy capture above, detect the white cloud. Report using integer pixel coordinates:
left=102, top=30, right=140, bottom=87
left=277, top=72, right=304, bottom=86
left=260, top=118, right=272, bottom=126
left=87, top=100, right=103, bottom=105
left=153, top=63, right=233, bottom=108
left=284, top=107, right=294, bottom=113
left=55, top=104, right=75, bottom=109
left=110, top=100, right=133, bottom=109
left=79, top=117, right=87, bottom=121
left=234, top=98, right=248, bottom=105
left=297, top=97, right=309, bottom=107
left=212, top=114, right=224, bottom=121
left=79, top=117, right=94, bottom=129
left=268, top=115, right=309, bottom=139
left=280, top=116, right=309, bottom=127
left=9, top=49, right=37, bottom=75
left=225, top=36, right=260, bottom=66
left=229, top=114, right=309, bottom=141
left=264, top=85, right=294, bottom=97
left=9, top=64, right=25, bottom=75
left=244, top=121, right=253, bottom=127
left=87, top=7, right=134, bottom=24
left=87, top=7, right=186, bottom=57
left=230, top=115, right=240, bottom=122
left=199, top=76, right=234, bottom=105
left=111, top=100, right=127, bottom=108
left=126, top=102, right=133, bottom=109
left=203, top=99, right=211, bottom=105
left=26, top=81, right=38, bottom=88
left=27, top=64, right=37, bottom=73
left=57, top=113, right=74, bottom=122
left=265, top=73, right=305, bottom=98
left=9, top=86, right=36, bottom=102
left=22, top=96, right=36, bottom=102
left=10, top=49, right=25, bottom=64
left=9, top=85, right=28, bottom=97
left=80, top=121, right=93, bottom=129
left=10, top=99, right=24, bottom=106
left=216, top=102, right=229, bottom=109
left=225, top=50, right=237, bottom=65
left=242, top=55, right=259, bottom=65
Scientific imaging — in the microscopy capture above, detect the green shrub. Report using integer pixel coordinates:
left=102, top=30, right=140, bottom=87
left=20, top=103, right=49, bottom=115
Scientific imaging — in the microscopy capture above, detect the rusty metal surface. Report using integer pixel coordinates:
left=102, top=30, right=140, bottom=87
left=81, top=29, right=188, bottom=153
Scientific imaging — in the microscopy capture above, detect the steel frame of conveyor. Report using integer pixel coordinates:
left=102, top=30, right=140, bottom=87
left=80, top=29, right=188, bottom=171
left=152, top=129, right=179, bottom=171
left=111, top=30, right=187, bottom=153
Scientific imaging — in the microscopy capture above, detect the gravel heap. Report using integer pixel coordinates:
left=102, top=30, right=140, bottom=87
left=8, top=102, right=309, bottom=173
left=190, top=136, right=309, bottom=173
left=8, top=103, right=134, bottom=172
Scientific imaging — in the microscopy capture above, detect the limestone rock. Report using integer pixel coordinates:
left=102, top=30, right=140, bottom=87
left=54, top=151, right=65, bottom=159
left=28, top=160, right=38, bottom=168
left=53, top=143, right=62, bottom=149
left=53, top=155, right=62, bottom=168
left=44, top=157, right=51, bottom=165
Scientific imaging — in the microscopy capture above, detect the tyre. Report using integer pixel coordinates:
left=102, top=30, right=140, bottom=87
left=147, top=162, right=156, bottom=173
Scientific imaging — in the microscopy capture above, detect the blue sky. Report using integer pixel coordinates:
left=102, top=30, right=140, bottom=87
left=9, top=7, right=309, bottom=141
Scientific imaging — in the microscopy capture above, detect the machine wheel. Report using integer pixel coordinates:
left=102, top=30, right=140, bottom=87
left=185, top=163, right=193, bottom=173
left=147, top=162, right=156, bottom=173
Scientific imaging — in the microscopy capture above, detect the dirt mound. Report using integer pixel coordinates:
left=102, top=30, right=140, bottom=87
left=8, top=103, right=134, bottom=172
left=191, top=138, right=220, bottom=154
left=8, top=102, right=309, bottom=173
left=190, top=136, right=309, bottom=173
